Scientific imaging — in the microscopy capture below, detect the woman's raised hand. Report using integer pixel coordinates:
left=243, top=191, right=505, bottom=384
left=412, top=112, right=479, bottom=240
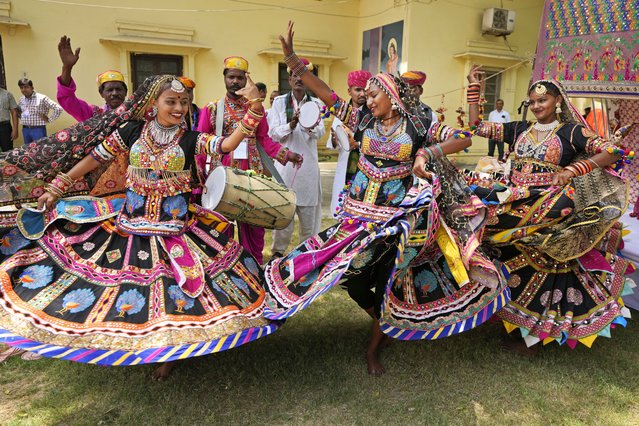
left=467, top=64, right=484, bottom=84
left=279, top=21, right=295, bottom=57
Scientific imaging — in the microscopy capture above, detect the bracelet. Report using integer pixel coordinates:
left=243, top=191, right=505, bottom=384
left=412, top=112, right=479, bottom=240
left=416, top=148, right=431, bottom=161
left=586, top=158, right=599, bottom=169
left=46, top=172, right=75, bottom=197
left=433, top=144, right=444, bottom=158
left=247, top=98, right=264, bottom=105
left=564, top=160, right=594, bottom=177
left=467, top=90, right=480, bottom=105
left=284, top=52, right=308, bottom=77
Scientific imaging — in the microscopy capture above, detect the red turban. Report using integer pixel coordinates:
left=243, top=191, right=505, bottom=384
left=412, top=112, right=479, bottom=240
left=347, top=70, right=372, bottom=88
left=401, top=71, right=427, bottom=86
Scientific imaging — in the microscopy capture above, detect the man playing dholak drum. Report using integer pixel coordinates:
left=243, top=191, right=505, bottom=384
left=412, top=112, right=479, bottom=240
left=197, top=56, right=303, bottom=263
left=267, top=58, right=326, bottom=259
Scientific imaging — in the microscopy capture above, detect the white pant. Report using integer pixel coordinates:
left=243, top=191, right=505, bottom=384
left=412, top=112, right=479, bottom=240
left=272, top=204, right=322, bottom=253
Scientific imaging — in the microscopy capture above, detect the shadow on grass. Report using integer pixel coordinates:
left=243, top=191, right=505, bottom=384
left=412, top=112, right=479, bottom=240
left=1, top=290, right=638, bottom=425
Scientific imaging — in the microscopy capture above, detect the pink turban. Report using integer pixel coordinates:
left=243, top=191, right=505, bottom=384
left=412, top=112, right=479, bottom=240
left=347, top=70, right=372, bottom=88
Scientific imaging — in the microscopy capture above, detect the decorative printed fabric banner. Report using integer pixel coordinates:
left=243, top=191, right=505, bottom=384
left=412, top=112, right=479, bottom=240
left=532, top=0, right=639, bottom=98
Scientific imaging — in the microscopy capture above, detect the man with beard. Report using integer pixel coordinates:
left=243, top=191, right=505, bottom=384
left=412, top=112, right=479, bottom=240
left=267, top=58, right=325, bottom=258
left=197, top=56, right=302, bottom=263
left=326, top=69, right=370, bottom=215
left=56, top=36, right=127, bottom=121
left=401, top=70, right=437, bottom=125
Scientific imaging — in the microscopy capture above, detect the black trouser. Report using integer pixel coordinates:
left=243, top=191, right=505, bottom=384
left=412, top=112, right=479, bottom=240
left=488, top=139, right=504, bottom=159
left=344, top=243, right=397, bottom=319
left=0, top=121, right=13, bottom=152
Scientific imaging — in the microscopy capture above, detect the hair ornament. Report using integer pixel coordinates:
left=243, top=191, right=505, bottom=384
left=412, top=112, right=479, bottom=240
left=171, top=78, right=186, bottom=93
left=534, top=84, right=547, bottom=96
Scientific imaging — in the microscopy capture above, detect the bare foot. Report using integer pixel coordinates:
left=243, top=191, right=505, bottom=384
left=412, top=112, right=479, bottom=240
left=365, top=319, right=388, bottom=376
left=366, top=350, right=385, bottom=376
left=152, top=362, right=175, bottom=381
left=0, top=346, right=25, bottom=363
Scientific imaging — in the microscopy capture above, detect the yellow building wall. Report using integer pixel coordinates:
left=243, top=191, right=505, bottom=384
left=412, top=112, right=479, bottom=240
left=1, top=0, right=361, bottom=143
left=1, top=0, right=543, bottom=159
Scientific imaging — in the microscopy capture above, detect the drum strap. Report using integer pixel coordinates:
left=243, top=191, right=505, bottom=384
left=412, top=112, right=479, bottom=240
left=217, top=100, right=285, bottom=185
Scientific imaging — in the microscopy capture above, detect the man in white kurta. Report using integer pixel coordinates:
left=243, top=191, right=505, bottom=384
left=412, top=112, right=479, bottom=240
left=268, top=64, right=326, bottom=257
left=326, top=70, right=371, bottom=215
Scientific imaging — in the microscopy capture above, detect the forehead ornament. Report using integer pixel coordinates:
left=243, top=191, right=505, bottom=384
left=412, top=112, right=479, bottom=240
left=534, top=84, right=547, bottom=96
left=171, top=79, right=186, bottom=93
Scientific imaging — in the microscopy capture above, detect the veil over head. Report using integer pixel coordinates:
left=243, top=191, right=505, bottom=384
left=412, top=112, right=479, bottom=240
left=0, top=75, right=176, bottom=206
left=367, top=72, right=431, bottom=136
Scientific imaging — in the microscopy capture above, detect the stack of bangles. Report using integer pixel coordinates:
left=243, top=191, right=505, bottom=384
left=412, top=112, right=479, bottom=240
left=238, top=104, right=264, bottom=136
left=416, top=144, right=444, bottom=162
left=284, top=52, right=308, bottom=77
left=467, top=83, right=481, bottom=105
left=563, top=158, right=599, bottom=177
left=45, top=172, right=75, bottom=198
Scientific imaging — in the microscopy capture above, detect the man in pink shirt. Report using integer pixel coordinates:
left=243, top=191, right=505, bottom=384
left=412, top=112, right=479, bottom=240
left=56, top=36, right=127, bottom=122
left=197, top=56, right=302, bottom=263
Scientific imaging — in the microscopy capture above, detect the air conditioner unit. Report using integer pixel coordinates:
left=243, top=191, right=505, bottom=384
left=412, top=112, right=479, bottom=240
left=482, top=8, right=516, bottom=36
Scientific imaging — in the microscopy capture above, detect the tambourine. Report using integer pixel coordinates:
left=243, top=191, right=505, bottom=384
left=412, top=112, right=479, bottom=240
left=334, top=125, right=351, bottom=152
left=298, top=102, right=321, bottom=130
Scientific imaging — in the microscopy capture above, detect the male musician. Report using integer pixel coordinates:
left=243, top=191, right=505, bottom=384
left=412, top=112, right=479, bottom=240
left=267, top=58, right=325, bottom=258
left=327, top=69, right=371, bottom=215
left=197, top=56, right=302, bottom=263
left=401, top=70, right=438, bottom=125
left=56, top=36, right=127, bottom=121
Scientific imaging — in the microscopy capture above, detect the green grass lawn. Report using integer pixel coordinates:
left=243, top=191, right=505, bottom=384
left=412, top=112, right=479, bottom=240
left=1, top=219, right=638, bottom=425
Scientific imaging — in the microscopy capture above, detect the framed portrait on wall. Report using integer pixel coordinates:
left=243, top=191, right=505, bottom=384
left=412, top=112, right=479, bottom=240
left=361, top=20, right=404, bottom=75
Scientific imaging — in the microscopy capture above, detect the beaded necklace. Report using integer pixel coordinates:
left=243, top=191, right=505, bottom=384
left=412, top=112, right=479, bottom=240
left=375, top=116, right=404, bottom=142
left=149, top=119, right=181, bottom=148
left=141, top=120, right=184, bottom=167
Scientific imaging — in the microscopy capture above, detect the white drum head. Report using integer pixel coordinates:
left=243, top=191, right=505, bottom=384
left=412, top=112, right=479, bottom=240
left=298, top=102, right=320, bottom=129
left=202, top=166, right=227, bottom=210
left=334, top=125, right=351, bottom=152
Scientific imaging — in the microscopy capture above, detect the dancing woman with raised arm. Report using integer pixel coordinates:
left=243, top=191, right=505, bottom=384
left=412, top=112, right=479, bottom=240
left=0, top=75, right=280, bottom=378
left=466, top=66, right=633, bottom=351
left=262, top=23, right=510, bottom=375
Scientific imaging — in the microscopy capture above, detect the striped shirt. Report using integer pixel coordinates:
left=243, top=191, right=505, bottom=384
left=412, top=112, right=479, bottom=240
left=0, top=88, right=18, bottom=122
left=18, top=92, right=62, bottom=127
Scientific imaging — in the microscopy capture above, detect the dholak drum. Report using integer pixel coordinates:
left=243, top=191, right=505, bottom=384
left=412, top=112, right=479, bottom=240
left=334, top=125, right=351, bottom=152
left=298, top=102, right=321, bottom=130
left=202, top=167, right=296, bottom=230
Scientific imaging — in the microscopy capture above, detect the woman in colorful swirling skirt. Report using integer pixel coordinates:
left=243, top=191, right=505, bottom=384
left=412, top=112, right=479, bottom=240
left=466, top=65, right=633, bottom=352
left=0, top=74, right=280, bottom=379
left=262, top=22, right=510, bottom=375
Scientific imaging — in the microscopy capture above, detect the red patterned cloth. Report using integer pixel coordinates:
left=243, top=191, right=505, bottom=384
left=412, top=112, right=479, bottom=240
left=347, top=70, right=372, bottom=88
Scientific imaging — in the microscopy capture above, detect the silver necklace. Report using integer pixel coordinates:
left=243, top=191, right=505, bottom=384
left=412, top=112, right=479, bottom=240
left=532, top=120, right=559, bottom=132
left=149, top=119, right=180, bottom=147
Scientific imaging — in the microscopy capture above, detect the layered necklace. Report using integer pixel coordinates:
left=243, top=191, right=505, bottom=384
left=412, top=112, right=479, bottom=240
left=149, top=119, right=181, bottom=148
left=375, top=116, right=403, bottom=142
left=532, top=120, right=559, bottom=132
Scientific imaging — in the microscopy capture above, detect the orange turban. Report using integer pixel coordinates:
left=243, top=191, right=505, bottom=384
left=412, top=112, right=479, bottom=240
left=224, top=56, right=249, bottom=72
left=401, top=71, right=427, bottom=86
left=178, top=77, right=196, bottom=89
left=96, top=70, right=125, bottom=87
